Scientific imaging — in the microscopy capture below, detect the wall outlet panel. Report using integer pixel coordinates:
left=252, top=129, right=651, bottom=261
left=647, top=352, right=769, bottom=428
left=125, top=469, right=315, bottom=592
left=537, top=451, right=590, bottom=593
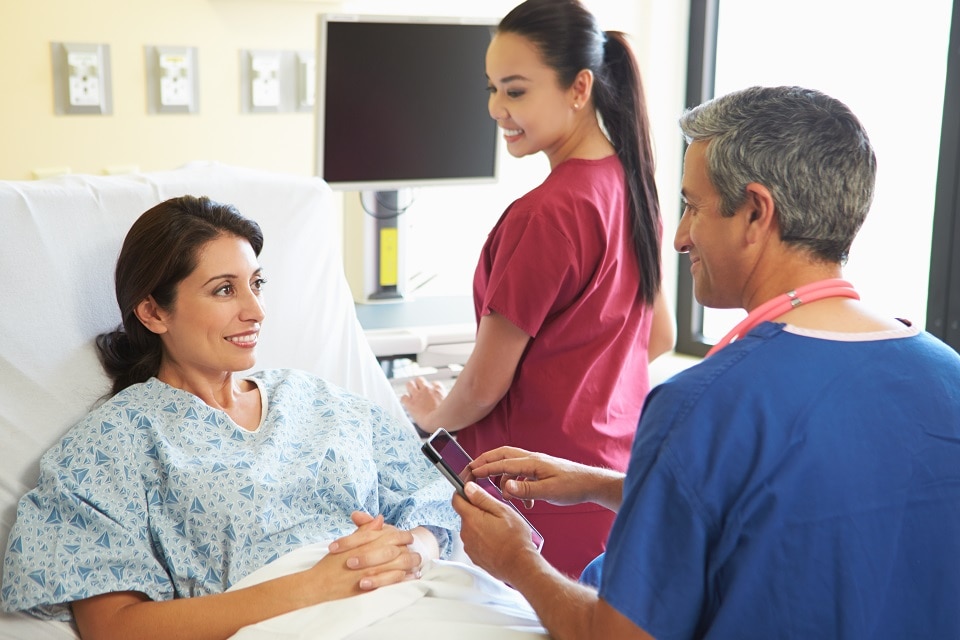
left=51, top=42, right=113, bottom=115
left=297, top=51, right=315, bottom=112
left=146, top=45, right=199, bottom=114
left=251, top=52, right=281, bottom=107
left=67, top=50, right=102, bottom=106
left=241, top=50, right=282, bottom=112
left=240, top=49, right=313, bottom=114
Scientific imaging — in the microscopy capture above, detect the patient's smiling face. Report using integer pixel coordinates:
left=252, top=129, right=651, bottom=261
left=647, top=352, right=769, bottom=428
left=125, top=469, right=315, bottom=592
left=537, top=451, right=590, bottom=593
left=148, top=234, right=266, bottom=383
left=485, top=32, right=578, bottom=166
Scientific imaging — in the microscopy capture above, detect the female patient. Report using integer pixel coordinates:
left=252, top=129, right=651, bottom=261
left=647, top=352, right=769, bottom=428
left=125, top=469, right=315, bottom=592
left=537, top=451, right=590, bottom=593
left=0, top=196, right=459, bottom=639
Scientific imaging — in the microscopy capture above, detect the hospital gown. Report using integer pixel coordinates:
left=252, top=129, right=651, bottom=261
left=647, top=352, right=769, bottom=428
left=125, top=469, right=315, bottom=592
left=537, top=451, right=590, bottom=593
left=0, top=369, right=460, bottom=621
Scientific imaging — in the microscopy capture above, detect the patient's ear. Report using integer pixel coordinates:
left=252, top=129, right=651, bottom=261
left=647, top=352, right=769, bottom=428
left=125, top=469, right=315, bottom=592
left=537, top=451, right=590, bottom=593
left=134, top=296, right=169, bottom=335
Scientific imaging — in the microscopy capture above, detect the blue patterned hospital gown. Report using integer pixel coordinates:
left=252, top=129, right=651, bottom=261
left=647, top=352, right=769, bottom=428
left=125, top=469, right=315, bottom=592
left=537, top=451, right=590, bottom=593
left=0, top=369, right=459, bottom=621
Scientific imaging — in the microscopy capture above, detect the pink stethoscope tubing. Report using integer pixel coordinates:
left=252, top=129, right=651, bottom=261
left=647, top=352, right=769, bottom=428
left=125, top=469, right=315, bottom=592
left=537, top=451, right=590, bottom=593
left=706, top=278, right=859, bottom=357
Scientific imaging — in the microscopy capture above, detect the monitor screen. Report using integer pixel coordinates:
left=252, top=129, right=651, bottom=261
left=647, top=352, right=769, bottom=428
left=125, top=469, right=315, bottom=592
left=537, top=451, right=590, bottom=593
left=315, top=14, right=500, bottom=192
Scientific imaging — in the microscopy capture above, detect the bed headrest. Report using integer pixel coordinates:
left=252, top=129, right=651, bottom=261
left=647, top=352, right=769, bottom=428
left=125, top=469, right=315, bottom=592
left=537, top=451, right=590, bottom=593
left=0, top=161, right=407, bottom=570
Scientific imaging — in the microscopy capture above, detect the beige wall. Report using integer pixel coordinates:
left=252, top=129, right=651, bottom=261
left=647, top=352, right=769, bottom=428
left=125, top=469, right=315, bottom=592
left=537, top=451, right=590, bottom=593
left=0, top=0, right=526, bottom=179
left=1, top=0, right=343, bottom=179
left=0, top=0, right=685, bottom=182
left=1, top=0, right=688, bottom=310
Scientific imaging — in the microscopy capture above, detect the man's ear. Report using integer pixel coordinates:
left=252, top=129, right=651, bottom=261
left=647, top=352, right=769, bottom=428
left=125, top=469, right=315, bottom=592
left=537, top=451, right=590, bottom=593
left=133, top=296, right=169, bottom=335
left=742, top=182, right=779, bottom=244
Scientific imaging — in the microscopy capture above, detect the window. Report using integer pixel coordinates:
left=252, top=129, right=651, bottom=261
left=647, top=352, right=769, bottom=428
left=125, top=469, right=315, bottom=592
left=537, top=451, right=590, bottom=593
left=676, top=0, right=957, bottom=357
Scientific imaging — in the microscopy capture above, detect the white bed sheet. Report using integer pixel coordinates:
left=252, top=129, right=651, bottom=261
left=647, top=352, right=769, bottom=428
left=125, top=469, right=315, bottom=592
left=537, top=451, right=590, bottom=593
left=227, top=545, right=547, bottom=640
left=0, top=163, right=471, bottom=638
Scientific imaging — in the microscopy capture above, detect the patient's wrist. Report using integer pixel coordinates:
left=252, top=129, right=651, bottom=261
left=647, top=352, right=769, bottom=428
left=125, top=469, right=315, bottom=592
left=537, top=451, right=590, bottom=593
left=410, top=526, right=441, bottom=567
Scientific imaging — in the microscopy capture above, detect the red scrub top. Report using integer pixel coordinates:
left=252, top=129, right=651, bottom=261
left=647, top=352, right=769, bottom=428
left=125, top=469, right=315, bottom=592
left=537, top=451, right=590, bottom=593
left=456, top=155, right=657, bottom=577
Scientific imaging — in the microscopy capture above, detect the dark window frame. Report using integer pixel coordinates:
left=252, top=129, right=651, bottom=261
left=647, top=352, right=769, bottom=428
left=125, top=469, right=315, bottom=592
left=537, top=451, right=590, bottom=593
left=675, top=0, right=960, bottom=357
left=675, top=0, right=719, bottom=358
left=926, top=0, right=960, bottom=350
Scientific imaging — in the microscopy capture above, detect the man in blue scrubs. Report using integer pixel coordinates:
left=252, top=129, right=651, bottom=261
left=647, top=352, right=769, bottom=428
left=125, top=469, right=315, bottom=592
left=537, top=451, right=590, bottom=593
left=452, top=85, right=960, bottom=640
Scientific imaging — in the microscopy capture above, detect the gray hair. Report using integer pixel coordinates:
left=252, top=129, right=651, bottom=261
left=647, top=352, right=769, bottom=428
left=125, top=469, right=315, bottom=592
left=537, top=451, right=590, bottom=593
left=679, top=86, right=876, bottom=263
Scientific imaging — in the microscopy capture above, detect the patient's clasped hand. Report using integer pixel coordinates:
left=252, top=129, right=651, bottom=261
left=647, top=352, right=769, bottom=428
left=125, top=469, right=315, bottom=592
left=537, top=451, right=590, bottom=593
left=0, top=196, right=460, bottom=639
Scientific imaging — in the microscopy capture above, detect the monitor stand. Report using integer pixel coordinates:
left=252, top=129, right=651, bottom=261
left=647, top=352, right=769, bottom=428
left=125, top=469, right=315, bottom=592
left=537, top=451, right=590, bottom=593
left=343, top=189, right=411, bottom=303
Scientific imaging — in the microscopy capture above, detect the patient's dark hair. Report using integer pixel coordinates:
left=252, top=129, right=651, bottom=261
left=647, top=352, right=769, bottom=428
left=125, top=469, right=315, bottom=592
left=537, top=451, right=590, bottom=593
left=96, top=195, right=264, bottom=396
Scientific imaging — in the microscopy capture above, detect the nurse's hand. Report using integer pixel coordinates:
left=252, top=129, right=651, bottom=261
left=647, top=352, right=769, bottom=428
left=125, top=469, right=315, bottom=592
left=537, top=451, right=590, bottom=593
left=399, top=377, right=446, bottom=428
left=469, top=447, right=625, bottom=513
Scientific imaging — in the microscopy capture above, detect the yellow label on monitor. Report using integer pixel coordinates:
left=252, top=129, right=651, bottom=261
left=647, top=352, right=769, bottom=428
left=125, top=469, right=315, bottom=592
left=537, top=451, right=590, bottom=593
left=379, top=227, right=399, bottom=287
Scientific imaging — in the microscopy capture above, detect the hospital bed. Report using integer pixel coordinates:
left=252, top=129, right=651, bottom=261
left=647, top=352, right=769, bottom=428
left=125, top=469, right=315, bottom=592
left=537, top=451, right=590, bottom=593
left=0, top=163, right=546, bottom=639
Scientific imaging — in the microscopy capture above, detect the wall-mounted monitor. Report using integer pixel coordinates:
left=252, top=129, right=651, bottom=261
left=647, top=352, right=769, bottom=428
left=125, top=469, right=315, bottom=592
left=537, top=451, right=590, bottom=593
left=315, top=14, right=499, bottom=192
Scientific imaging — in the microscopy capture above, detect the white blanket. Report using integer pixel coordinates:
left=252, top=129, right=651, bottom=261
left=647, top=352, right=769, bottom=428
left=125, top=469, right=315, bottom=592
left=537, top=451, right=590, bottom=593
left=228, top=544, right=548, bottom=640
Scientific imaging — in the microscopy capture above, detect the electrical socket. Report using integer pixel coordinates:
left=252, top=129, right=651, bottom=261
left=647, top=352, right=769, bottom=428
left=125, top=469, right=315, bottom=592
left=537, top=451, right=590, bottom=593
left=249, top=51, right=281, bottom=109
left=240, top=49, right=313, bottom=114
left=159, top=52, right=191, bottom=106
left=146, top=45, right=199, bottom=114
left=51, top=42, right=112, bottom=115
left=67, top=50, right=102, bottom=106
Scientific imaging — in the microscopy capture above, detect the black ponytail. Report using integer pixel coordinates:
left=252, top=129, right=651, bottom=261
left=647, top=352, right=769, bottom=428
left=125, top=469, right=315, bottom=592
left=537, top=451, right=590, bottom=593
left=595, top=31, right=661, bottom=304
